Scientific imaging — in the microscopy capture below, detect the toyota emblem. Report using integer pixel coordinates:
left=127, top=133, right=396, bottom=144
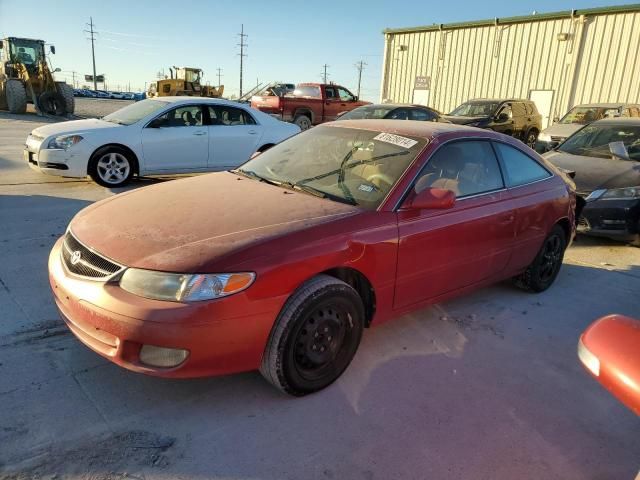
left=70, top=250, right=82, bottom=265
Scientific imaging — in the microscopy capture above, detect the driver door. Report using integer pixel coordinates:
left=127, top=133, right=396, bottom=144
left=141, top=104, right=209, bottom=172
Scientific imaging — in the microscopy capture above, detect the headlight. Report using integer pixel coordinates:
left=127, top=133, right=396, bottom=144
left=119, top=269, right=255, bottom=302
left=48, top=135, right=83, bottom=149
left=588, top=186, right=640, bottom=201
left=538, top=132, right=552, bottom=143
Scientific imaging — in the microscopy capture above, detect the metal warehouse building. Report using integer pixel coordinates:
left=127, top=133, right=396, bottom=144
left=380, top=4, right=640, bottom=127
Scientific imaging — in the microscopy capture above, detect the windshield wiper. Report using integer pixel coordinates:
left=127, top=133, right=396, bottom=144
left=232, top=169, right=280, bottom=186
left=294, top=183, right=357, bottom=205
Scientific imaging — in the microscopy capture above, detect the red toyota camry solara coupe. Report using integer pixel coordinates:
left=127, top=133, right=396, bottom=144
left=49, top=120, right=577, bottom=395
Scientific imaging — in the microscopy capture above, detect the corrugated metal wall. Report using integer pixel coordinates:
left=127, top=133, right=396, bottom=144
left=381, top=9, right=640, bottom=121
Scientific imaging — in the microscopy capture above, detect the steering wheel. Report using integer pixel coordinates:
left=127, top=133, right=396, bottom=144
left=365, top=173, right=394, bottom=190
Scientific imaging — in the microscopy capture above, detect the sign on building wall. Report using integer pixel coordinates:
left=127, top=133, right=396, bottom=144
left=414, top=76, right=431, bottom=90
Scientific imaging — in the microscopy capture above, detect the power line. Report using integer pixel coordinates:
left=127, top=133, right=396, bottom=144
left=321, top=64, right=329, bottom=83
left=355, top=60, right=367, bottom=98
left=237, top=24, right=248, bottom=97
left=83, top=17, right=98, bottom=90
left=216, top=67, right=223, bottom=87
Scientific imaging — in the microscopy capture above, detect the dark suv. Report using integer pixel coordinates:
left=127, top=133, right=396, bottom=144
left=444, top=99, right=542, bottom=148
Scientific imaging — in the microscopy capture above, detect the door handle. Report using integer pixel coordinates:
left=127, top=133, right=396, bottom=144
left=248, top=130, right=257, bottom=134
left=193, top=131, right=207, bottom=136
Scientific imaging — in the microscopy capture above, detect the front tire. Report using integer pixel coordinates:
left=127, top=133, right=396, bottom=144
left=260, top=275, right=365, bottom=396
left=525, top=129, right=539, bottom=148
left=88, top=146, right=134, bottom=187
left=5, top=79, right=27, bottom=114
left=515, top=225, right=566, bottom=292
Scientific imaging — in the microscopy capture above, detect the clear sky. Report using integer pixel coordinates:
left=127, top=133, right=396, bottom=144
left=0, top=0, right=632, bottom=100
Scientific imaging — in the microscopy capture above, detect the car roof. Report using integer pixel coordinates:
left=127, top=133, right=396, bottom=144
left=466, top=98, right=530, bottom=103
left=573, top=102, right=636, bottom=108
left=357, top=103, right=434, bottom=109
left=329, top=119, right=500, bottom=139
left=589, top=117, right=640, bottom=126
left=147, top=96, right=245, bottom=107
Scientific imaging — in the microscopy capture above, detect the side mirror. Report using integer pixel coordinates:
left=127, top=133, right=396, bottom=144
left=579, top=314, right=640, bottom=415
left=50, top=45, right=56, bottom=55
left=402, top=187, right=456, bottom=210
left=353, top=96, right=358, bottom=102
left=54, top=67, right=61, bottom=73
left=548, top=141, right=560, bottom=150
left=496, top=113, right=509, bottom=122
left=609, top=141, right=630, bottom=161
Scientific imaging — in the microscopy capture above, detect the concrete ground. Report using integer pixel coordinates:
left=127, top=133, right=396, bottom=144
left=0, top=110, right=639, bottom=480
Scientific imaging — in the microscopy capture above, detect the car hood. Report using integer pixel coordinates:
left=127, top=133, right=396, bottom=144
left=441, top=115, right=489, bottom=125
left=541, top=123, right=582, bottom=139
left=543, top=150, right=640, bottom=193
left=32, top=118, right=121, bottom=138
left=70, top=172, right=359, bottom=272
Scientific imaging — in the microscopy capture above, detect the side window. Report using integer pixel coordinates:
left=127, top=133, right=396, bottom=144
left=152, top=105, right=203, bottom=127
left=414, top=141, right=504, bottom=198
left=494, top=142, right=551, bottom=187
left=325, top=87, right=337, bottom=99
left=388, top=108, right=409, bottom=120
left=512, top=102, right=526, bottom=117
left=410, top=109, right=436, bottom=121
left=497, top=104, right=513, bottom=119
left=208, top=106, right=256, bottom=126
left=337, top=87, right=354, bottom=101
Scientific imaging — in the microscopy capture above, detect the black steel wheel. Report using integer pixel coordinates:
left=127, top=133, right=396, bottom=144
left=260, top=275, right=364, bottom=396
left=526, top=129, right=539, bottom=148
left=515, top=225, right=566, bottom=293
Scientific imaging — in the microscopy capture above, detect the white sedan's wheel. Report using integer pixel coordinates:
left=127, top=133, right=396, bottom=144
left=89, top=148, right=134, bottom=187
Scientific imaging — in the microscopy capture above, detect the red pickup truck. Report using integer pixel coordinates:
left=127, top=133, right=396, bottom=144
left=250, top=83, right=370, bottom=130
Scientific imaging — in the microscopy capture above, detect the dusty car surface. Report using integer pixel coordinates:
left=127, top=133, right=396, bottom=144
left=579, top=314, right=640, bottom=416
left=544, top=118, right=640, bottom=245
left=50, top=120, right=576, bottom=396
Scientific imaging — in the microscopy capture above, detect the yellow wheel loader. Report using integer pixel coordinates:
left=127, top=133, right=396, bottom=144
left=148, top=67, right=223, bottom=98
left=0, top=37, right=74, bottom=116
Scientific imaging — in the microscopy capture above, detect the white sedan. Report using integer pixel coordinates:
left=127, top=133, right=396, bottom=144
left=24, top=97, right=300, bottom=187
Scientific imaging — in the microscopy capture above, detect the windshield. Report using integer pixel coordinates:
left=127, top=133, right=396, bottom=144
left=9, top=39, right=44, bottom=66
left=340, top=106, right=395, bottom=120
left=449, top=102, right=499, bottom=117
left=558, top=124, right=640, bottom=160
left=237, top=126, right=427, bottom=210
left=103, top=99, right=169, bottom=125
left=559, top=106, right=620, bottom=125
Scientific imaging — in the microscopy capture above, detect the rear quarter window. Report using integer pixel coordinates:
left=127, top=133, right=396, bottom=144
left=494, top=142, right=551, bottom=187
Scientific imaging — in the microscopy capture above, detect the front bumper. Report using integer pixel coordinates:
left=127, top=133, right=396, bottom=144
left=578, top=197, right=640, bottom=243
left=48, top=238, right=281, bottom=378
left=25, top=147, right=88, bottom=178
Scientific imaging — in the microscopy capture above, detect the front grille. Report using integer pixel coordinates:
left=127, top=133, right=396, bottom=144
left=61, top=232, right=122, bottom=279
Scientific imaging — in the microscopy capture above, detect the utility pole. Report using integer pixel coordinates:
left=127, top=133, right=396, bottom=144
left=237, top=24, right=248, bottom=97
left=216, top=67, right=223, bottom=86
left=355, top=60, right=367, bottom=98
left=321, top=64, right=329, bottom=83
left=84, top=17, right=98, bottom=90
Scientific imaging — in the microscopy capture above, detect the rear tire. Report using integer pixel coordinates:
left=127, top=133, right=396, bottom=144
left=38, top=91, right=66, bottom=115
left=6, top=79, right=27, bottom=114
left=294, top=114, right=312, bottom=130
left=88, top=146, right=135, bottom=187
left=514, top=225, right=566, bottom=292
left=260, top=275, right=365, bottom=396
left=56, top=82, right=75, bottom=115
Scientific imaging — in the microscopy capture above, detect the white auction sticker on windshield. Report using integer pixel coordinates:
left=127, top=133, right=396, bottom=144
left=373, top=132, right=418, bottom=149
